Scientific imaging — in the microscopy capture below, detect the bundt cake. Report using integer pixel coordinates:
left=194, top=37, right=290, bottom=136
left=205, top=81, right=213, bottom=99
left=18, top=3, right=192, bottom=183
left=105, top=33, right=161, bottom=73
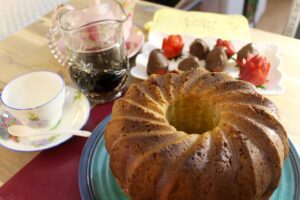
left=105, top=68, right=289, bottom=200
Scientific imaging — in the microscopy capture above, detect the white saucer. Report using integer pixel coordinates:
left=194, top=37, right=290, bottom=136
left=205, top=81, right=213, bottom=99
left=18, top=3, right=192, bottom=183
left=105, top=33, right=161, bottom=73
left=0, top=86, right=90, bottom=152
left=126, top=25, right=145, bottom=58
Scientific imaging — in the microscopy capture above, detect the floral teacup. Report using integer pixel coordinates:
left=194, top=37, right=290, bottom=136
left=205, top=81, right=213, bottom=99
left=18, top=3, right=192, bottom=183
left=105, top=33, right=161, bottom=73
left=0, top=71, right=65, bottom=129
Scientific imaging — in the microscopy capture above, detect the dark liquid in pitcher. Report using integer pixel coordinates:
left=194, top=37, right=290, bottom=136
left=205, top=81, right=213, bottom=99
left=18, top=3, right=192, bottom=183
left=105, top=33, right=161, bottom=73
left=68, top=43, right=128, bottom=97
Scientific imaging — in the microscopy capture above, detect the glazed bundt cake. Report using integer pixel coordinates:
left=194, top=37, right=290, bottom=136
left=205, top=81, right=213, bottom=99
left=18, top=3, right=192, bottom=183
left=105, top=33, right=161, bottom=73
left=105, top=68, right=289, bottom=200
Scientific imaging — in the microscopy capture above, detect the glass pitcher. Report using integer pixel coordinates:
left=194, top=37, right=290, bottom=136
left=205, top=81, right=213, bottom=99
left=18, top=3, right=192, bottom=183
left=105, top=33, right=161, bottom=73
left=49, top=0, right=129, bottom=103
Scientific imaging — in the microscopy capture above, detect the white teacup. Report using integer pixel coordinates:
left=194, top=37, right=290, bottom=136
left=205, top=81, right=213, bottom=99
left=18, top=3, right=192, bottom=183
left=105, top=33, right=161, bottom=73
left=0, top=71, right=65, bottom=129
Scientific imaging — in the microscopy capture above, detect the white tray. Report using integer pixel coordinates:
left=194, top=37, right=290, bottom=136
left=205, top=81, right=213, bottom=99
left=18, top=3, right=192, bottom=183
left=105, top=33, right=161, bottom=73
left=131, top=31, right=284, bottom=95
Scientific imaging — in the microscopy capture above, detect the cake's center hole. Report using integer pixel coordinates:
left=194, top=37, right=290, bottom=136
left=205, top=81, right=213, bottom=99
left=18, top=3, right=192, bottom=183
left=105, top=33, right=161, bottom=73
left=166, top=96, right=220, bottom=134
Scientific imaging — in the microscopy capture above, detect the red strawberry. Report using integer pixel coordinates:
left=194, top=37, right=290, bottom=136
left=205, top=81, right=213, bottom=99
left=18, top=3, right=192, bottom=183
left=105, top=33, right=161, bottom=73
left=162, top=35, right=184, bottom=59
left=215, top=39, right=235, bottom=58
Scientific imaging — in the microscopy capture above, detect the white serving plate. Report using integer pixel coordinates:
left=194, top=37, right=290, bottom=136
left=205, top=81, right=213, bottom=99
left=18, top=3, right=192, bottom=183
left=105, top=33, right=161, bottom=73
left=131, top=31, right=283, bottom=95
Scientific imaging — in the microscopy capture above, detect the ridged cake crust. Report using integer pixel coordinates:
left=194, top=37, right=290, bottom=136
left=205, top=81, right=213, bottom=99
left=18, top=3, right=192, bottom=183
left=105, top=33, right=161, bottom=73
left=105, top=68, right=289, bottom=200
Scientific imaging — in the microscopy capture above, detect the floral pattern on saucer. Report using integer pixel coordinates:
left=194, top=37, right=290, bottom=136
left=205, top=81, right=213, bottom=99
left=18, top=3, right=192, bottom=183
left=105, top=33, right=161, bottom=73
left=0, top=111, right=20, bottom=142
left=0, top=86, right=90, bottom=151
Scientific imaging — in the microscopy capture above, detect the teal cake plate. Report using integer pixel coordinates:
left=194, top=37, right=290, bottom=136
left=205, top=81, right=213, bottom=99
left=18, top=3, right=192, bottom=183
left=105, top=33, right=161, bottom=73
left=79, top=115, right=300, bottom=200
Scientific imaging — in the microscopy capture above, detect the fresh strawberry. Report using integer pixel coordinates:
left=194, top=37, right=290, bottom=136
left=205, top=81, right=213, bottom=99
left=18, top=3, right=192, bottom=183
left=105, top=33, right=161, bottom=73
left=162, top=35, right=184, bottom=59
left=239, top=54, right=270, bottom=86
left=215, top=39, right=235, bottom=58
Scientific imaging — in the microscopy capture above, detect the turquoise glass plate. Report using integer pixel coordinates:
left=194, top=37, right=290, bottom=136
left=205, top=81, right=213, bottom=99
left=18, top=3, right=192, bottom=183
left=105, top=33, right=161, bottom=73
left=79, top=114, right=300, bottom=200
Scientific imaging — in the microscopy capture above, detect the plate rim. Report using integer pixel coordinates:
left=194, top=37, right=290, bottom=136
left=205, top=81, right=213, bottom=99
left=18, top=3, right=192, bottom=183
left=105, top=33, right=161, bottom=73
left=127, top=25, right=145, bottom=59
left=79, top=114, right=300, bottom=200
left=289, top=139, right=300, bottom=200
left=79, top=114, right=112, bottom=200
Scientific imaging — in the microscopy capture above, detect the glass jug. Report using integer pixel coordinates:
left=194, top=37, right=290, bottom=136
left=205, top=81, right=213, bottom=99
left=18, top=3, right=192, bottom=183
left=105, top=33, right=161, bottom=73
left=49, top=0, right=129, bottom=103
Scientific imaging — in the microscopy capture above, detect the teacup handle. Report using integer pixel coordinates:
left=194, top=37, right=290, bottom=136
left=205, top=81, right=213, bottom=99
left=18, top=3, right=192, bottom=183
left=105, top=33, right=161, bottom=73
left=0, top=93, right=10, bottom=118
left=47, top=5, right=74, bottom=67
left=0, top=93, right=8, bottom=113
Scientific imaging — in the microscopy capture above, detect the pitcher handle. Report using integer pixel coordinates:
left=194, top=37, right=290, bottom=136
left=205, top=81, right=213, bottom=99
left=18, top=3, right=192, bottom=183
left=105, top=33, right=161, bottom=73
left=51, top=4, right=74, bottom=26
left=47, top=5, right=74, bottom=68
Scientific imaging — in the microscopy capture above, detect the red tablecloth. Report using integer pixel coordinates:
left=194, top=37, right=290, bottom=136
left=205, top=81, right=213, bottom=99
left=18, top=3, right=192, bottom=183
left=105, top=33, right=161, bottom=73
left=0, top=102, right=114, bottom=200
